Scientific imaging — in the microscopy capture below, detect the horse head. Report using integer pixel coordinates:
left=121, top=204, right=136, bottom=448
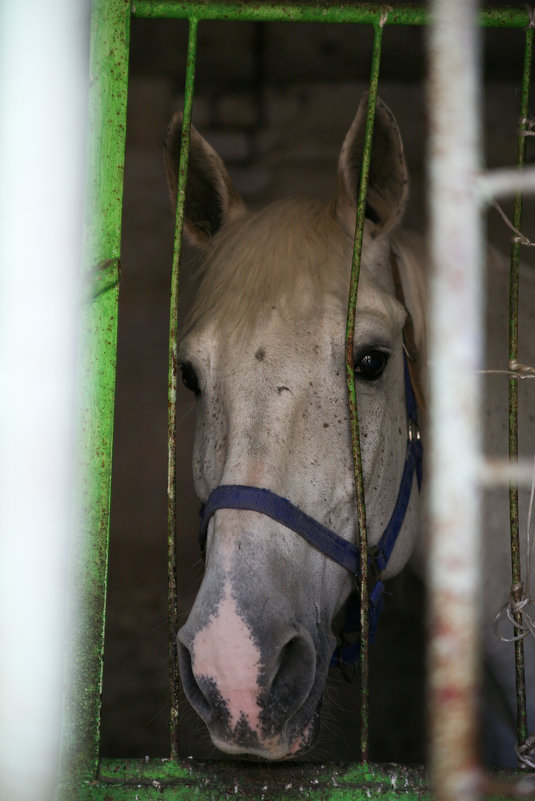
left=164, top=95, right=425, bottom=759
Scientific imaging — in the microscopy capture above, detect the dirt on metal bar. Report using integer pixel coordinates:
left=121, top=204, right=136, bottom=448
left=508, top=22, right=534, bottom=753
left=167, top=15, right=199, bottom=759
left=344, top=16, right=385, bottom=764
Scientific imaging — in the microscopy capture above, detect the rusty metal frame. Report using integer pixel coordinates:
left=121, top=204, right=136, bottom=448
left=55, top=2, right=535, bottom=799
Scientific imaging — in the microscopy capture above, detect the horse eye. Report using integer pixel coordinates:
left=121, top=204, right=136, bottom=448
left=180, top=362, right=200, bottom=396
left=355, top=350, right=388, bottom=381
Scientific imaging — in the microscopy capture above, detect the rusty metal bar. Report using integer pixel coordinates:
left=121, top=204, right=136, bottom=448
left=344, top=16, right=385, bottom=763
left=167, top=16, right=199, bottom=760
left=427, top=1, right=483, bottom=800
left=508, top=21, right=534, bottom=756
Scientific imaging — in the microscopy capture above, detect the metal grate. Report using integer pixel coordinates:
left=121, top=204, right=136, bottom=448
left=55, top=3, right=535, bottom=799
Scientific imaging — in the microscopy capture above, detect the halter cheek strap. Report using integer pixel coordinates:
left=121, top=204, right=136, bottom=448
left=330, top=354, right=422, bottom=667
left=198, top=352, right=423, bottom=668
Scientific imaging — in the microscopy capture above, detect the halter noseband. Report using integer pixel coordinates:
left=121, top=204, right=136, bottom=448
left=198, top=352, right=423, bottom=668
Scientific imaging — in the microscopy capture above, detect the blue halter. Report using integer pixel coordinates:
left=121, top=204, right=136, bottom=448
left=198, top=352, right=423, bottom=669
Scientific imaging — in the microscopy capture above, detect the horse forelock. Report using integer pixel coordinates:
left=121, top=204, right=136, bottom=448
left=183, top=196, right=427, bottom=361
left=184, top=198, right=352, bottom=337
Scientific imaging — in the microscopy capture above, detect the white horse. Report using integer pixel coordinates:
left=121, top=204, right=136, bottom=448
left=164, top=95, right=535, bottom=766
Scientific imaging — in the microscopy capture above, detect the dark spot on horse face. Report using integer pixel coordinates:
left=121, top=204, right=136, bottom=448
left=255, top=348, right=266, bottom=361
left=233, top=714, right=263, bottom=751
left=277, top=386, right=290, bottom=394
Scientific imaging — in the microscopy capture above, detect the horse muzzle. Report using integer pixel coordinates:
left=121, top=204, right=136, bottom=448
left=177, top=588, right=328, bottom=759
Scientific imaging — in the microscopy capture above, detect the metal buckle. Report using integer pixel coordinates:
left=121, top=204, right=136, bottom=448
left=408, top=418, right=421, bottom=442
left=367, top=544, right=382, bottom=586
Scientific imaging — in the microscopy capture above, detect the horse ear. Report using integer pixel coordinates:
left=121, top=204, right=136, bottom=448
left=335, top=94, right=408, bottom=237
left=164, top=112, right=245, bottom=246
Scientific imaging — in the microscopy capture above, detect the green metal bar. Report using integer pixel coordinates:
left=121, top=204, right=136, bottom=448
left=88, top=759, right=429, bottom=800
left=344, top=17, right=385, bottom=764
left=132, top=1, right=529, bottom=27
left=508, top=23, right=534, bottom=758
left=56, top=0, right=131, bottom=796
left=133, top=1, right=426, bottom=24
left=167, top=16, right=199, bottom=760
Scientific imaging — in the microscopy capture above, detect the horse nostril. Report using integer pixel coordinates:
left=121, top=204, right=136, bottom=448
left=177, top=641, right=212, bottom=723
left=268, top=632, right=315, bottom=718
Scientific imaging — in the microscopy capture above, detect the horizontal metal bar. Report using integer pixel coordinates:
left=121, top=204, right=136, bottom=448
left=132, top=1, right=530, bottom=27
left=132, top=2, right=426, bottom=24
left=478, top=166, right=535, bottom=200
left=60, top=759, right=535, bottom=800
left=54, top=755, right=535, bottom=801
left=99, top=759, right=426, bottom=789
left=60, top=786, right=424, bottom=801
left=480, top=458, right=535, bottom=488
left=78, top=759, right=429, bottom=800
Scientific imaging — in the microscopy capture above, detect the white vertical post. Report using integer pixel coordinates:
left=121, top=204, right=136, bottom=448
left=0, top=2, right=88, bottom=800
left=427, top=1, right=483, bottom=799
